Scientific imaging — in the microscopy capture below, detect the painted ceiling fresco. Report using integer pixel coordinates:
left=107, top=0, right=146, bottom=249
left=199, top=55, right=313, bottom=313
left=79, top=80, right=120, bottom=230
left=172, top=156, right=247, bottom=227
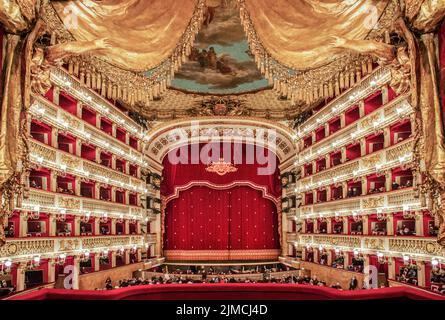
left=171, top=2, right=269, bottom=94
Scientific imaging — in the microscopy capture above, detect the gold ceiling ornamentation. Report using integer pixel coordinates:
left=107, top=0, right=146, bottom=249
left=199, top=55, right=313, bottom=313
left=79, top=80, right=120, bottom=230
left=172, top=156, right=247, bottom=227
left=41, top=0, right=207, bottom=108
left=187, top=97, right=251, bottom=117
left=237, top=0, right=397, bottom=106
left=39, top=0, right=400, bottom=111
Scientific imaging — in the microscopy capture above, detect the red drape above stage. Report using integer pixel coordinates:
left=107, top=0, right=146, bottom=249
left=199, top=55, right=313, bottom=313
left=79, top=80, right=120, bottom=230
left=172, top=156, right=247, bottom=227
left=161, top=143, right=281, bottom=261
left=161, top=143, right=281, bottom=202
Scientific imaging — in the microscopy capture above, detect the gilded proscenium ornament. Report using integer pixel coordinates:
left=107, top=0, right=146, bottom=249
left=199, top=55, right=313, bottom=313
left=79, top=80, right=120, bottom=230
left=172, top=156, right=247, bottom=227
left=395, top=0, right=445, bottom=246
left=0, top=1, right=45, bottom=246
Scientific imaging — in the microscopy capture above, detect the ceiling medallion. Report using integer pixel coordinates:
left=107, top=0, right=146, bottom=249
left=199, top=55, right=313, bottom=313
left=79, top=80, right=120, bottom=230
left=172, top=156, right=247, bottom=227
left=205, top=158, right=238, bottom=176
left=187, top=97, right=251, bottom=117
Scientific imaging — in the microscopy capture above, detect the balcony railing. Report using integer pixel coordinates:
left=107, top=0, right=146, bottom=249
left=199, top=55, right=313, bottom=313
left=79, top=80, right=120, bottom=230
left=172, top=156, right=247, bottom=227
left=22, top=188, right=146, bottom=219
left=297, top=234, right=445, bottom=258
left=0, top=235, right=144, bottom=260
left=297, top=138, right=414, bottom=191
left=30, top=140, right=145, bottom=193
left=51, top=68, right=146, bottom=140
left=298, top=187, right=422, bottom=218
left=297, top=94, right=413, bottom=166
left=296, top=67, right=391, bottom=139
left=30, top=95, right=148, bottom=169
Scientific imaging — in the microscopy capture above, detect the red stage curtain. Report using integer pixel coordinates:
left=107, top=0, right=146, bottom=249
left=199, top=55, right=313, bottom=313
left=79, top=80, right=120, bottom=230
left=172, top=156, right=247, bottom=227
left=161, top=143, right=281, bottom=202
left=164, top=186, right=280, bottom=260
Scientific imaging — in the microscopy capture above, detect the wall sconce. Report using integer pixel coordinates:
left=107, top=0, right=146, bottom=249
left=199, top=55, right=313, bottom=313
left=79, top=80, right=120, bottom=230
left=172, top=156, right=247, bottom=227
left=1, top=260, right=12, bottom=275
left=100, top=213, right=108, bottom=223
left=55, top=208, right=67, bottom=222
left=58, top=253, right=67, bottom=266
left=81, top=211, right=91, bottom=223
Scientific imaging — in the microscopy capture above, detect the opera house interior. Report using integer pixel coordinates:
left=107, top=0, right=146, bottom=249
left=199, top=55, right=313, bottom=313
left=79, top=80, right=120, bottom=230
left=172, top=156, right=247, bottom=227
left=1, top=0, right=445, bottom=305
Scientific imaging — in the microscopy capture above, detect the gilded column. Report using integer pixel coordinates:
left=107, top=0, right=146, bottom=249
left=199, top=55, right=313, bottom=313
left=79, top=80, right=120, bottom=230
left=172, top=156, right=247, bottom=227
left=111, top=218, right=116, bottom=235
left=19, top=212, right=28, bottom=237
left=94, top=254, right=100, bottom=272
left=72, top=256, right=80, bottom=290
left=48, top=214, right=56, bottom=237
left=417, top=260, right=426, bottom=287
left=362, top=215, right=369, bottom=235
left=125, top=220, right=130, bottom=234
left=111, top=251, right=116, bottom=268
left=74, top=216, right=80, bottom=236
left=94, top=218, right=100, bottom=236
left=415, top=211, right=424, bottom=236
left=48, top=259, right=56, bottom=283
left=16, top=263, right=26, bottom=292
left=343, top=216, right=349, bottom=235
left=125, top=250, right=130, bottom=265
left=388, top=257, right=396, bottom=280
left=53, top=87, right=60, bottom=106
left=386, top=213, right=394, bottom=236
left=358, top=100, right=365, bottom=118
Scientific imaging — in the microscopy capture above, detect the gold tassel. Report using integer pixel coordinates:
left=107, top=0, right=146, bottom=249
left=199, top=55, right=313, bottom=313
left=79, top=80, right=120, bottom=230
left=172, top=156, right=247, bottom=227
left=367, top=59, right=373, bottom=74
left=123, top=87, right=128, bottom=102
left=350, top=72, right=355, bottom=87
left=335, top=78, right=340, bottom=96
left=68, top=61, right=74, bottom=75
left=323, top=84, right=328, bottom=98
left=362, top=61, right=367, bottom=76
left=130, top=93, right=134, bottom=106
left=339, top=72, right=344, bottom=89
left=345, top=71, right=350, bottom=88
left=86, top=70, right=91, bottom=88
left=313, top=86, right=319, bottom=100
left=80, top=71, right=85, bottom=85
left=101, top=80, right=107, bottom=97
left=356, top=69, right=362, bottom=82
left=74, top=61, right=80, bottom=77
left=112, top=86, right=117, bottom=100
left=97, top=73, right=102, bottom=90
left=107, top=82, right=112, bottom=99
left=91, top=72, right=97, bottom=90
left=117, top=85, right=122, bottom=100
left=328, top=81, right=334, bottom=98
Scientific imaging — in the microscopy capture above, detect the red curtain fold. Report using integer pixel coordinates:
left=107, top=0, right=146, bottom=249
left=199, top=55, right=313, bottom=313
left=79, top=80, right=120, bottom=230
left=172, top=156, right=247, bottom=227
left=161, top=143, right=281, bottom=260
left=161, top=143, right=281, bottom=201
left=164, top=186, right=280, bottom=259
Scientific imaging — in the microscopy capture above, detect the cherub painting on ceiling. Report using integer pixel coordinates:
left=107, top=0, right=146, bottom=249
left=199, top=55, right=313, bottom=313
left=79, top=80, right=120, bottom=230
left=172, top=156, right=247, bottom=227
left=171, top=1, right=269, bottom=94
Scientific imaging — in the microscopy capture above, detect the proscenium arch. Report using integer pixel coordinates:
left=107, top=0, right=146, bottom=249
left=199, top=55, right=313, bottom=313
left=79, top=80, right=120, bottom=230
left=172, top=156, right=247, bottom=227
left=144, top=117, right=297, bottom=172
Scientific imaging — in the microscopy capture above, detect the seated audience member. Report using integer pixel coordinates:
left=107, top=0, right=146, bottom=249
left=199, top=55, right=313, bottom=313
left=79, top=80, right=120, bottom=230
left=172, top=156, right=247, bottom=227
left=105, top=277, right=113, bottom=290
left=349, top=276, right=358, bottom=290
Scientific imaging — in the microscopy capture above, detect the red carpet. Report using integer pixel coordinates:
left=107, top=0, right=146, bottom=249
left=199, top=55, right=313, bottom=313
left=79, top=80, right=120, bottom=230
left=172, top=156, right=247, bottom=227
left=7, top=284, right=445, bottom=300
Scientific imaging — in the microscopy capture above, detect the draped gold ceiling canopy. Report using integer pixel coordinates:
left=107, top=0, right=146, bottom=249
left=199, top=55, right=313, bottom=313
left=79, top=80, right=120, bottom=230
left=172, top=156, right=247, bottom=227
left=51, top=0, right=387, bottom=76
left=242, top=0, right=389, bottom=70
left=52, top=0, right=198, bottom=71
